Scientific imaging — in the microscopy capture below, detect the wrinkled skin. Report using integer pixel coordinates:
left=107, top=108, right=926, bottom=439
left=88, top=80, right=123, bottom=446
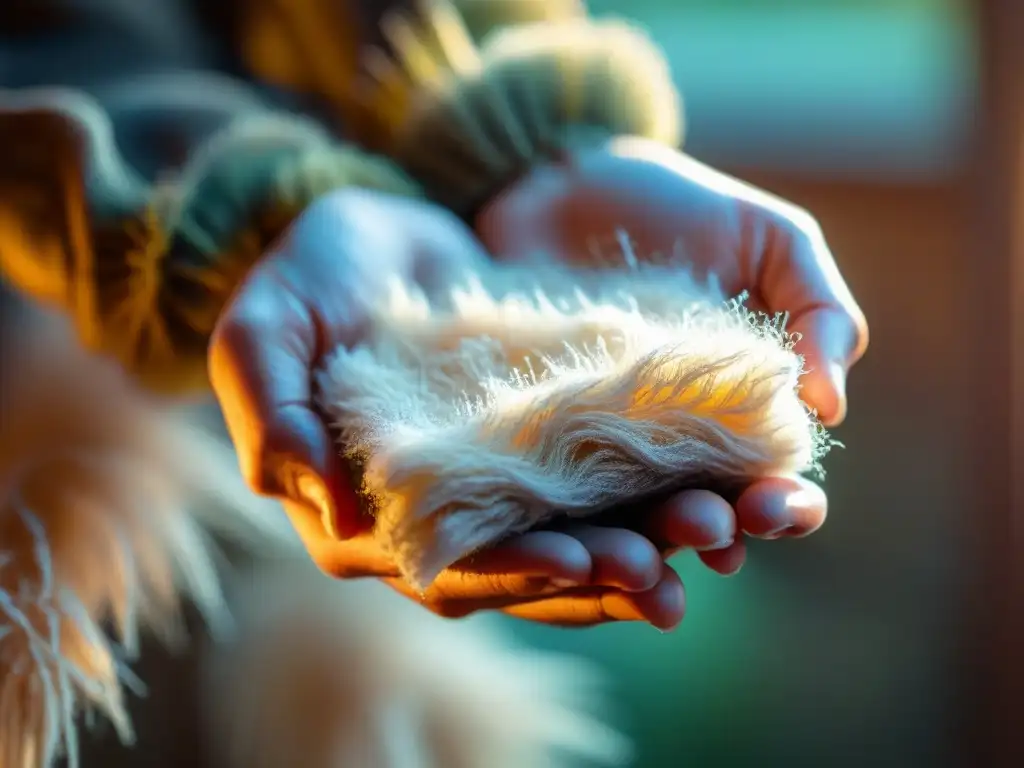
left=209, top=139, right=868, bottom=629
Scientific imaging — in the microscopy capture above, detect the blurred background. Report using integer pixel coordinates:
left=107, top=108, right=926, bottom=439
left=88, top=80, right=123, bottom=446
left=3, top=0, right=1017, bottom=766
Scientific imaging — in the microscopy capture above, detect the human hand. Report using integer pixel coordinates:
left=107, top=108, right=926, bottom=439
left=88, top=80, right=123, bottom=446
left=210, top=188, right=712, bottom=628
left=474, top=136, right=870, bottom=569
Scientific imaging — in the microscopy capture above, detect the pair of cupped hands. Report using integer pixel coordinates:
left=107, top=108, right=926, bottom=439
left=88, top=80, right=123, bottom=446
left=208, top=140, right=869, bottom=630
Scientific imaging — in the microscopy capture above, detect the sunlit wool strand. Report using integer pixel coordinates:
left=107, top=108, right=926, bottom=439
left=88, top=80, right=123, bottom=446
left=0, top=310, right=289, bottom=768
left=205, top=559, right=630, bottom=768
left=316, top=256, right=832, bottom=589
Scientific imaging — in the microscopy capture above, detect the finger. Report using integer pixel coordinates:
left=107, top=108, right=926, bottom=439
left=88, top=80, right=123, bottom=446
left=209, top=270, right=360, bottom=540
left=501, top=565, right=686, bottom=630
left=303, top=525, right=597, bottom=603
left=734, top=475, right=827, bottom=540
left=789, top=307, right=865, bottom=427
left=455, top=531, right=593, bottom=587
left=697, top=539, right=747, bottom=576
left=756, top=212, right=869, bottom=426
left=384, top=573, right=553, bottom=619
left=380, top=532, right=594, bottom=617
left=643, top=489, right=736, bottom=552
left=559, top=524, right=662, bottom=592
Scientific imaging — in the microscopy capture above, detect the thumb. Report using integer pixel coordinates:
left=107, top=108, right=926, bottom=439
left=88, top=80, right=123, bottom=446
left=209, top=273, right=362, bottom=540
left=788, top=305, right=862, bottom=427
left=257, top=401, right=361, bottom=541
left=757, top=213, right=868, bottom=426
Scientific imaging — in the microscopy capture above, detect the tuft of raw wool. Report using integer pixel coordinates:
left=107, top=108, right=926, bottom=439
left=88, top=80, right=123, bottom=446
left=364, top=0, right=682, bottom=217
left=0, top=88, right=422, bottom=394
left=204, top=558, right=630, bottom=768
left=315, top=256, right=833, bottom=590
left=0, top=307, right=290, bottom=768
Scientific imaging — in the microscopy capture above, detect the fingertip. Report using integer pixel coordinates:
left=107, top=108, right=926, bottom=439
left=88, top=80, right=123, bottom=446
left=697, top=538, right=747, bottom=576
left=791, top=308, right=861, bottom=426
left=564, top=526, right=661, bottom=592
left=735, top=476, right=827, bottom=539
left=650, top=490, right=736, bottom=551
left=799, top=362, right=845, bottom=427
left=650, top=568, right=687, bottom=631
left=606, top=535, right=662, bottom=592
left=607, top=566, right=686, bottom=631
left=468, top=531, right=593, bottom=584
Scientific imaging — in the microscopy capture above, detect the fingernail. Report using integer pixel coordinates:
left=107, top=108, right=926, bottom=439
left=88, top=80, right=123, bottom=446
left=296, top=474, right=339, bottom=540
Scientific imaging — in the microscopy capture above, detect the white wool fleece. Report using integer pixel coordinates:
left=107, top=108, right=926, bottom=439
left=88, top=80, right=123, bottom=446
left=316, top=260, right=832, bottom=589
